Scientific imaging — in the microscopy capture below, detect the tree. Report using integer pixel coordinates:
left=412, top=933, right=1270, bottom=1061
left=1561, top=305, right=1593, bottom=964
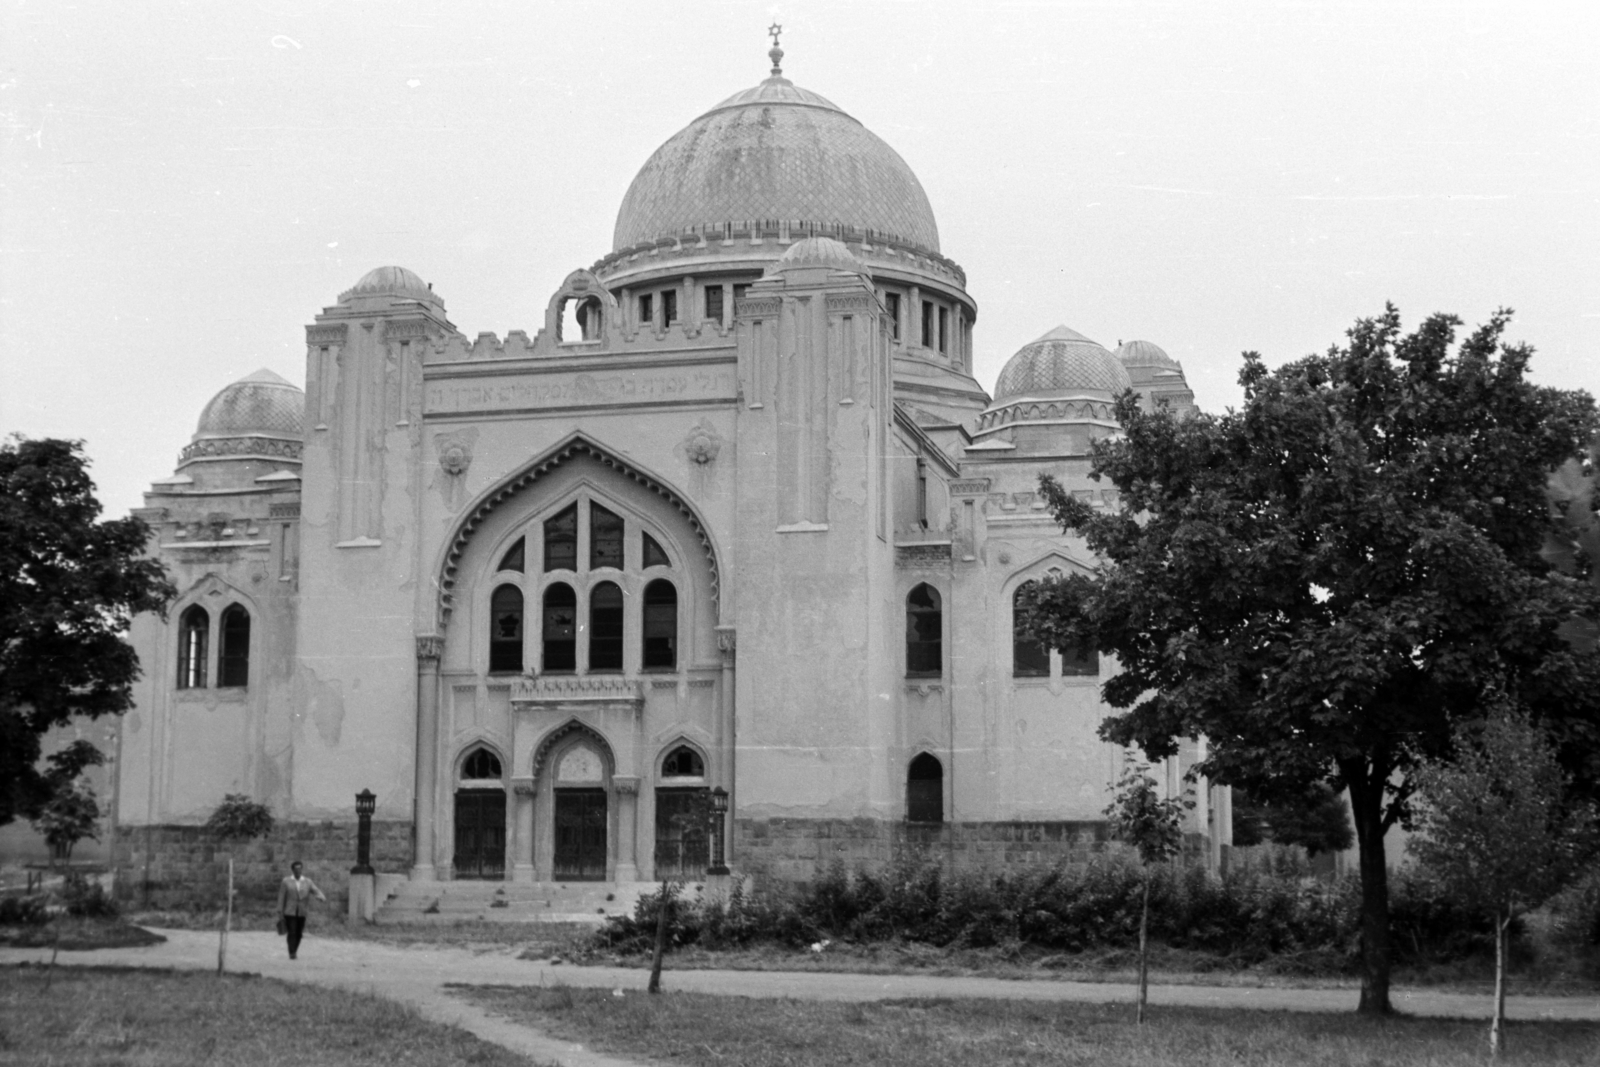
left=1020, top=307, right=1600, bottom=1015
left=1231, top=782, right=1353, bottom=856
left=1, top=437, right=174, bottom=826
left=1104, top=759, right=1191, bottom=1024
left=1410, top=711, right=1600, bottom=1056
left=31, top=776, right=101, bottom=863
left=206, top=794, right=274, bottom=975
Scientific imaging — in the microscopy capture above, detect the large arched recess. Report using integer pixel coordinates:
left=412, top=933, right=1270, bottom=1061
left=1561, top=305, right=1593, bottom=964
left=431, top=432, right=724, bottom=635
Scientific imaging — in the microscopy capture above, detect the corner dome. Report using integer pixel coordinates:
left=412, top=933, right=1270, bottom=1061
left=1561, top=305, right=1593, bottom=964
left=767, top=235, right=865, bottom=274
left=194, top=368, right=304, bottom=440
left=1115, top=339, right=1180, bottom=371
left=338, top=265, right=443, bottom=307
left=612, top=72, right=940, bottom=254
left=993, top=327, right=1133, bottom=402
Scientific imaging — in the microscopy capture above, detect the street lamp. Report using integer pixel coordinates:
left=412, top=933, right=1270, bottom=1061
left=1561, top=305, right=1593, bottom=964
left=353, top=789, right=376, bottom=874
left=708, top=786, right=730, bottom=875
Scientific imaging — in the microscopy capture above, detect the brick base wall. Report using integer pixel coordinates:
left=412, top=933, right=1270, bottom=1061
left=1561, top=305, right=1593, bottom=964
left=114, top=820, right=412, bottom=909
left=733, top=817, right=1123, bottom=884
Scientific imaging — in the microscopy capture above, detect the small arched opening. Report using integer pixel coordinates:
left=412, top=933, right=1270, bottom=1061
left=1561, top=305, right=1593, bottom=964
left=907, top=753, right=944, bottom=824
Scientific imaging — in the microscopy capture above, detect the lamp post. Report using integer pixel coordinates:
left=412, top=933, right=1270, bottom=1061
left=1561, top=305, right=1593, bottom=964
left=353, top=789, right=376, bottom=875
left=707, top=786, right=730, bottom=875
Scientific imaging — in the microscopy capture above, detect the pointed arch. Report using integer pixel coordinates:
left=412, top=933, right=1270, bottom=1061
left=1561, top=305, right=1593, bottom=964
left=530, top=718, right=616, bottom=783
left=434, top=433, right=724, bottom=633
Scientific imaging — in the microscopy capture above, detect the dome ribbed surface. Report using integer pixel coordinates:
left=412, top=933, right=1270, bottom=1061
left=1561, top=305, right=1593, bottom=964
left=613, top=75, right=939, bottom=253
left=195, top=369, right=304, bottom=439
left=342, top=265, right=435, bottom=302
left=993, top=327, right=1132, bottom=401
left=1115, top=339, right=1180, bottom=370
left=770, top=235, right=864, bottom=273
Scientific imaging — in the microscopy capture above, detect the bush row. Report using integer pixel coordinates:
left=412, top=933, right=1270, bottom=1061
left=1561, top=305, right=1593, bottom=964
left=594, top=854, right=1512, bottom=967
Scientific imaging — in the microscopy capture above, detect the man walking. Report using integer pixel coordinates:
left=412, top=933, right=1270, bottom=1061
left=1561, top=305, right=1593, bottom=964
left=276, top=860, right=327, bottom=960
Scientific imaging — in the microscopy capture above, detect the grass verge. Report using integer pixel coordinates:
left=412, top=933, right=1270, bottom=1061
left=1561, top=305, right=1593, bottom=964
left=0, top=917, right=165, bottom=951
left=1, top=965, right=535, bottom=1067
left=456, top=984, right=1600, bottom=1067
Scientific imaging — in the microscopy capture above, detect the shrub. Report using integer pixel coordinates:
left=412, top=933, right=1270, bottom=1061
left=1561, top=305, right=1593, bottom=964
left=61, top=872, right=118, bottom=918
left=0, top=894, right=50, bottom=925
left=204, top=794, right=274, bottom=841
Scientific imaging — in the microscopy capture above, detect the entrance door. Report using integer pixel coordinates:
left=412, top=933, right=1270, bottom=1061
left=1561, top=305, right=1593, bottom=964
left=453, top=790, right=506, bottom=879
left=654, top=788, right=710, bottom=879
left=553, top=788, right=607, bottom=881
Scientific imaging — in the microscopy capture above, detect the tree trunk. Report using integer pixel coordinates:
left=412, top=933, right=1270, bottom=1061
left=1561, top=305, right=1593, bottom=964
left=217, top=856, right=232, bottom=976
left=1490, top=909, right=1509, bottom=1057
left=1137, top=874, right=1150, bottom=1024
left=1343, top=762, right=1393, bottom=1016
left=648, top=882, right=673, bottom=995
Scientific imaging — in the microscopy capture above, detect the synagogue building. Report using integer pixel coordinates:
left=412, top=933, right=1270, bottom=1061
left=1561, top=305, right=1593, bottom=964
left=112, top=40, right=1226, bottom=905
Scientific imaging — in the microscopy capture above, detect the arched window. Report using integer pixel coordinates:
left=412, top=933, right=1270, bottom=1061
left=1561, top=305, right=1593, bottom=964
left=489, top=585, right=524, bottom=673
left=498, top=537, right=525, bottom=573
left=544, top=504, right=577, bottom=572
left=589, top=581, right=624, bottom=672
left=218, top=605, right=250, bottom=687
left=590, top=503, right=624, bottom=570
left=543, top=583, right=577, bottom=671
left=906, top=584, right=942, bottom=676
left=1013, top=583, right=1050, bottom=678
left=907, top=753, right=944, bottom=823
left=1063, top=643, right=1098, bottom=677
left=177, top=606, right=209, bottom=689
left=642, top=579, right=677, bottom=670
left=661, top=745, right=704, bottom=778
left=462, top=747, right=503, bottom=781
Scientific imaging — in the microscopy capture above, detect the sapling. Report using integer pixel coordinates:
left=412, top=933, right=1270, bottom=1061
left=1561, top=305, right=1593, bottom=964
left=1104, top=758, right=1192, bottom=1024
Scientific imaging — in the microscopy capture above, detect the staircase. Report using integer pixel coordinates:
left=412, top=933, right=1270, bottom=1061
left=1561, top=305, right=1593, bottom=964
left=373, top=879, right=654, bottom=926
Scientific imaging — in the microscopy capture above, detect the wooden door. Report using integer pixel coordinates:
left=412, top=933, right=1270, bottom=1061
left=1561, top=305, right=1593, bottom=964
left=654, top=788, right=710, bottom=879
left=553, top=789, right=607, bottom=881
left=453, top=790, right=506, bottom=879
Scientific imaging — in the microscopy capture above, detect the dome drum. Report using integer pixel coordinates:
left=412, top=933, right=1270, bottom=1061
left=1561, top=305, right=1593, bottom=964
left=179, top=368, right=305, bottom=471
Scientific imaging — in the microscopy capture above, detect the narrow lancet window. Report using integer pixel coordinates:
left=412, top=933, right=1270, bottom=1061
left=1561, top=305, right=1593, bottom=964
left=642, top=579, right=677, bottom=670
left=590, top=503, right=624, bottom=570
left=1013, top=583, right=1050, bottom=678
left=177, top=605, right=209, bottom=689
left=490, top=585, right=524, bottom=673
left=589, top=581, right=624, bottom=672
left=544, top=504, right=577, bottom=572
left=219, top=605, right=250, bottom=687
left=543, top=583, right=577, bottom=672
left=906, top=584, right=942, bottom=676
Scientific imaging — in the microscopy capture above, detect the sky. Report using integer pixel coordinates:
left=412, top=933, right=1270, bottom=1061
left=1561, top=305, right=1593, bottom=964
left=3, top=0, right=1597, bottom=519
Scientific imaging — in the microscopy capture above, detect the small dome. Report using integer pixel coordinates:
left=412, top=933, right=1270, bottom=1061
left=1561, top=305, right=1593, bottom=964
left=339, top=265, right=440, bottom=305
left=195, top=369, right=304, bottom=440
left=1115, top=339, right=1180, bottom=370
left=767, top=235, right=864, bottom=274
left=993, top=327, right=1133, bottom=402
left=612, top=73, right=939, bottom=253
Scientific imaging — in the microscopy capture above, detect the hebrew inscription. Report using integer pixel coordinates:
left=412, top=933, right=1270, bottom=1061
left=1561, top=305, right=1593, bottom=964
left=425, top=366, right=737, bottom=416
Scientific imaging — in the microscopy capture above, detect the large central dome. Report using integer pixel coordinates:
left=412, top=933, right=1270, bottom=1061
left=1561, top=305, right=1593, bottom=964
left=612, top=71, right=940, bottom=254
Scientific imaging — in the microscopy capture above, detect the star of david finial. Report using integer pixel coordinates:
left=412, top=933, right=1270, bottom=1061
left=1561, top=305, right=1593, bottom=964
left=767, top=22, right=785, bottom=77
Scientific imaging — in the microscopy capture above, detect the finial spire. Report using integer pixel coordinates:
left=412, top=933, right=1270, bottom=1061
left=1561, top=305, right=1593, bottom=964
left=767, top=22, right=784, bottom=77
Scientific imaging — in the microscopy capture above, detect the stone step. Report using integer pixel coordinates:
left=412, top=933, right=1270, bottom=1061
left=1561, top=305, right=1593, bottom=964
left=373, top=880, right=673, bottom=926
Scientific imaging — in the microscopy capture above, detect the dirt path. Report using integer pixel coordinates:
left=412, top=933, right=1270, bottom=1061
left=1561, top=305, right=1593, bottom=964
left=5, top=929, right=1599, bottom=1066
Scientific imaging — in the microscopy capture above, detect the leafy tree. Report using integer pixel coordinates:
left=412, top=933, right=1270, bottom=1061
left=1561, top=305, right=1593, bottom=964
left=1410, top=710, right=1600, bottom=1056
left=1, top=437, right=173, bottom=827
left=1104, top=759, right=1191, bottom=1024
left=204, top=794, right=275, bottom=842
left=1231, top=782, right=1353, bottom=856
left=31, top=776, right=101, bottom=862
left=1021, top=307, right=1600, bottom=1014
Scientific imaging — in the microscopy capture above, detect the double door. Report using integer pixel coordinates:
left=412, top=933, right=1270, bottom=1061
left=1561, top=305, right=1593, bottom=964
left=453, top=789, right=506, bottom=880
left=553, top=788, right=607, bottom=881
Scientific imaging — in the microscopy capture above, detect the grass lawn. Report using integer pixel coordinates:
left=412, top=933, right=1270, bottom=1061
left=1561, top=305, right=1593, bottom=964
left=0, top=965, right=536, bottom=1067
left=456, top=984, right=1600, bottom=1067
left=0, top=916, right=165, bottom=951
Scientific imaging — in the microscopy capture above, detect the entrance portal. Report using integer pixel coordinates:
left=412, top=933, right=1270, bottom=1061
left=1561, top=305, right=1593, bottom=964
left=553, top=788, right=607, bottom=880
left=453, top=790, right=506, bottom=879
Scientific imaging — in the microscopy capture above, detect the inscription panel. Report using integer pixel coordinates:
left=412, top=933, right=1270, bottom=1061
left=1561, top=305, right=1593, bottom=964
left=426, top=366, right=737, bottom=416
